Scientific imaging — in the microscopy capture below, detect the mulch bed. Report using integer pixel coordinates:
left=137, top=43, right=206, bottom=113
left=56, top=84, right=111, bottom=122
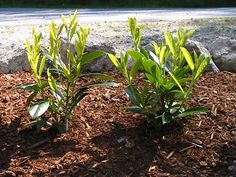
left=0, top=71, right=235, bottom=177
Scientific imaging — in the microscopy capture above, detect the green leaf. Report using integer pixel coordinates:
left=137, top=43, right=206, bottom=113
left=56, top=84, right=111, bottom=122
left=20, top=120, right=38, bottom=131
left=70, top=21, right=78, bottom=40
left=70, top=93, right=88, bottom=111
left=47, top=69, right=57, bottom=91
left=145, top=73, right=155, bottom=84
left=194, top=57, right=210, bottom=80
left=159, top=61, right=184, bottom=92
left=61, top=15, right=67, bottom=28
left=166, top=69, right=185, bottom=93
left=81, top=50, right=104, bottom=65
left=162, top=112, right=172, bottom=125
left=17, top=83, right=40, bottom=91
left=107, top=53, right=120, bottom=68
left=83, top=81, right=118, bottom=88
left=61, top=65, right=72, bottom=81
left=49, top=21, right=56, bottom=40
left=125, top=85, right=142, bottom=107
left=153, top=41, right=160, bottom=55
left=75, top=63, right=81, bottom=78
left=25, top=40, right=31, bottom=56
left=76, top=27, right=89, bottom=56
left=81, top=73, right=114, bottom=80
left=163, top=83, right=174, bottom=90
left=159, top=46, right=167, bottom=65
left=149, top=51, right=160, bottom=65
left=174, top=66, right=190, bottom=78
left=49, top=89, right=65, bottom=102
left=67, top=49, right=76, bottom=66
left=130, top=58, right=142, bottom=81
left=70, top=86, right=89, bottom=111
left=187, top=29, right=195, bottom=38
left=127, top=50, right=144, bottom=61
left=49, top=99, right=57, bottom=113
left=38, top=56, right=46, bottom=77
left=178, top=106, right=208, bottom=118
left=140, top=48, right=149, bottom=59
left=135, top=28, right=142, bottom=49
left=128, top=17, right=137, bottom=35
left=28, top=101, right=50, bottom=118
left=165, top=32, right=176, bottom=56
left=73, top=87, right=88, bottom=98
left=120, top=52, right=129, bottom=68
left=26, top=92, right=38, bottom=107
left=142, top=58, right=156, bottom=74
left=142, top=57, right=162, bottom=84
left=126, top=106, right=142, bottom=113
left=47, top=67, right=64, bottom=76
left=128, top=17, right=142, bottom=50
left=70, top=10, right=78, bottom=27
left=57, top=24, right=64, bottom=37
left=180, top=47, right=195, bottom=71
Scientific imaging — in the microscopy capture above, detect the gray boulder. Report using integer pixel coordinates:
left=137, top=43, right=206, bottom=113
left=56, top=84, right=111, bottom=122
left=209, top=37, right=236, bottom=72
left=0, top=44, right=29, bottom=73
left=186, top=39, right=220, bottom=72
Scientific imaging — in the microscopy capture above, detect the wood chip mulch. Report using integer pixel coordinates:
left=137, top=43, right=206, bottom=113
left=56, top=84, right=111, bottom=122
left=0, top=71, right=235, bottom=177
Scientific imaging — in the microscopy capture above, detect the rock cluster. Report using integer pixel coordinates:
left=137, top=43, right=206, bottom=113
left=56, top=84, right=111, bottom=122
left=0, top=18, right=236, bottom=73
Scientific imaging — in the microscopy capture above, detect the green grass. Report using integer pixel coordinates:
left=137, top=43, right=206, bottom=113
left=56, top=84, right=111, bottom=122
left=0, top=0, right=236, bottom=8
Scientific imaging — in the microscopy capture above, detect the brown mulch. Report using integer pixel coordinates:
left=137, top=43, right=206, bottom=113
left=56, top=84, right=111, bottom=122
left=0, top=71, right=235, bottom=177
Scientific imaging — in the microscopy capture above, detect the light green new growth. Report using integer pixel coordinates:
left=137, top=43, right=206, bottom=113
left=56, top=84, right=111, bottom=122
left=108, top=17, right=210, bottom=127
left=20, top=10, right=115, bottom=133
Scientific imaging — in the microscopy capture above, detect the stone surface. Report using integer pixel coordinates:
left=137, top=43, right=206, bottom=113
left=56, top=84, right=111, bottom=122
left=209, top=37, right=236, bottom=72
left=186, top=39, right=220, bottom=72
left=0, top=44, right=28, bottom=73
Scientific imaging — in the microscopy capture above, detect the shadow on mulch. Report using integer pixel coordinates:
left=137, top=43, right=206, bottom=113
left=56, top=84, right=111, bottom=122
left=214, top=141, right=236, bottom=176
left=0, top=71, right=235, bottom=176
left=0, top=116, right=77, bottom=171
left=60, top=120, right=185, bottom=177
left=0, top=116, right=23, bottom=170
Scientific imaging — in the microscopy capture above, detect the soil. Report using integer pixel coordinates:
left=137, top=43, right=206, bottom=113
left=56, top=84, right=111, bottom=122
left=0, top=71, right=235, bottom=177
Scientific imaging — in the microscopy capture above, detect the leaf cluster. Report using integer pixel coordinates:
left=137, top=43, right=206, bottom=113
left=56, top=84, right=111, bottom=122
left=20, top=11, right=115, bottom=133
left=108, top=18, right=210, bottom=127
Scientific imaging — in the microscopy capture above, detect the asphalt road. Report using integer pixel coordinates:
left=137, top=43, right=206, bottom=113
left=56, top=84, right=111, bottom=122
left=0, top=8, right=236, bottom=24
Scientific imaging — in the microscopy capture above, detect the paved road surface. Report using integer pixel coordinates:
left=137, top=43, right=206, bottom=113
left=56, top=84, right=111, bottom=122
left=0, top=8, right=236, bottom=24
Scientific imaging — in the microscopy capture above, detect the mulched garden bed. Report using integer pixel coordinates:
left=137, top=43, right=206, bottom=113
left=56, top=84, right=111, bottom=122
left=0, top=71, right=235, bottom=177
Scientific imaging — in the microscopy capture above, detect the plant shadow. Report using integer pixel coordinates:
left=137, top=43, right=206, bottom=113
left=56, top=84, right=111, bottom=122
left=62, top=120, right=185, bottom=177
left=213, top=140, right=236, bottom=176
left=0, top=116, right=78, bottom=171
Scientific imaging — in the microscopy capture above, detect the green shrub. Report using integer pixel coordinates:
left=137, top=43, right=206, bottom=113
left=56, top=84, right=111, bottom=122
left=19, top=11, right=115, bottom=133
left=108, top=18, right=209, bottom=127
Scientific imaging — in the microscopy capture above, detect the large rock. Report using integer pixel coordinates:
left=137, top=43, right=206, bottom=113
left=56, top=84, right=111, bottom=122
left=186, top=39, right=219, bottom=72
left=209, top=37, right=236, bottom=72
left=60, top=37, right=118, bottom=72
left=0, top=44, right=29, bottom=73
left=0, top=19, right=235, bottom=73
left=0, top=34, right=221, bottom=73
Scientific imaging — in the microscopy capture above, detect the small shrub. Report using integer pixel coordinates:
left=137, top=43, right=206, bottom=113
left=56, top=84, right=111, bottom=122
left=108, top=18, right=210, bottom=127
left=19, top=11, right=115, bottom=133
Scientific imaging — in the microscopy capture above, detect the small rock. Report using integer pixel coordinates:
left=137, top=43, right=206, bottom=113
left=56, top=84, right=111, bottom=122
left=117, top=137, right=125, bottom=143
left=228, top=165, right=235, bottom=171
left=200, top=161, right=208, bottom=166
